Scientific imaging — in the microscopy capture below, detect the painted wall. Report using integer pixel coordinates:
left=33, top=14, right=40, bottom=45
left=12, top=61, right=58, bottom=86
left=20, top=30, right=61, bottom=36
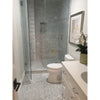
left=68, top=0, right=87, bottom=60
left=13, top=0, right=25, bottom=82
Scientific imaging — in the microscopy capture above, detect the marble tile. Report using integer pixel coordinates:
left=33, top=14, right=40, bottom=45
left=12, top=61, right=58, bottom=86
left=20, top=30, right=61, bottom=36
left=31, top=61, right=46, bottom=71
left=18, top=73, right=62, bottom=100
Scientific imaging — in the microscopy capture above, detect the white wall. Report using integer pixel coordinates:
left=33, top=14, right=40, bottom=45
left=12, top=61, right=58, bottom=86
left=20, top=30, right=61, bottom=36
left=13, top=0, right=25, bottom=83
left=68, top=0, right=87, bottom=60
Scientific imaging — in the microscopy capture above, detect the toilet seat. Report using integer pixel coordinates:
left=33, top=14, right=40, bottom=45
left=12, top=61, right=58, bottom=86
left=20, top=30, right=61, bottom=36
left=47, top=63, right=62, bottom=69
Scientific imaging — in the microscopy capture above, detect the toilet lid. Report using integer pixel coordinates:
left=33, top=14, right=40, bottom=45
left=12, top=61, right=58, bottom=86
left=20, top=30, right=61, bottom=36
left=47, top=63, right=62, bottom=69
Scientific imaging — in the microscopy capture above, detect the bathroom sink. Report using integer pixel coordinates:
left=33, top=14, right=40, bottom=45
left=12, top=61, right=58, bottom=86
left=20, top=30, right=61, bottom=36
left=81, top=72, right=87, bottom=83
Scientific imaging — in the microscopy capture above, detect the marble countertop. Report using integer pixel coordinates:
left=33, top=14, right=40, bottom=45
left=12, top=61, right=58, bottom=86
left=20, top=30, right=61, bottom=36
left=62, top=61, right=87, bottom=96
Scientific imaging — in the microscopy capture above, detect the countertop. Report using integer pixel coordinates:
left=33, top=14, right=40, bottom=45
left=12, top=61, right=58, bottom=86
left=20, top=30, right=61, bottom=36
left=62, top=61, right=87, bottom=96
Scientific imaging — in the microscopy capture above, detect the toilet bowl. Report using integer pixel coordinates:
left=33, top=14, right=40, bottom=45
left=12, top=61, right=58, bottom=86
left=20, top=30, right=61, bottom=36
left=47, top=54, right=73, bottom=84
left=47, top=63, right=62, bottom=84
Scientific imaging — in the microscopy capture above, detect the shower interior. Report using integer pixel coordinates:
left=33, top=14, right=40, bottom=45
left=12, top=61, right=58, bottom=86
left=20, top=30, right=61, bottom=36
left=21, top=0, right=70, bottom=82
left=28, top=0, right=70, bottom=71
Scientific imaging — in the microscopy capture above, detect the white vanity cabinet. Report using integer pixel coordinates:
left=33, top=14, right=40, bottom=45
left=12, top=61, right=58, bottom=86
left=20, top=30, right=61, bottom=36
left=62, top=61, right=87, bottom=100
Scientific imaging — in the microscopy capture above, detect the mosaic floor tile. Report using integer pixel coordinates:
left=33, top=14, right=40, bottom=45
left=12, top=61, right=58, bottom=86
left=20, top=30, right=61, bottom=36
left=18, top=73, right=62, bottom=100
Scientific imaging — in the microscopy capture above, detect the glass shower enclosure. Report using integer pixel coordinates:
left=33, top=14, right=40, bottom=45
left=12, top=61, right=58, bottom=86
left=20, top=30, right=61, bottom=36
left=21, top=0, right=70, bottom=72
left=20, top=0, right=32, bottom=81
left=31, top=0, right=70, bottom=70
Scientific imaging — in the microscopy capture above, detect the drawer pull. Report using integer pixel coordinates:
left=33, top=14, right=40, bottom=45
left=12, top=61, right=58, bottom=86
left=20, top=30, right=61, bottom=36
left=63, top=71, right=66, bottom=75
left=71, top=96, right=74, bottom=99
left=72, top=88, right=79, bottom=95
left=70, top=96, right=80, bottom=100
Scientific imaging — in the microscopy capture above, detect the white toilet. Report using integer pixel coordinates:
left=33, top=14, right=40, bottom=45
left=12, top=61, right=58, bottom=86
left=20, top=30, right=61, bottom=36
left=64, top=54, right=74, bottom=61
left=47, top=63, right=62, bottom=84
left=47, top=54, right=74, bottom=84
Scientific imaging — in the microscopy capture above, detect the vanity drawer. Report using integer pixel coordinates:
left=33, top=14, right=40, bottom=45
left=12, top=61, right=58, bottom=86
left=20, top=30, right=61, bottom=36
left=62, top=78, right=69, bottom=100
left=62, top=78, right=80, bottom=100
left=65, top=69, right=87, bottom=100
left=62, top=87, right=68, bottom=100
left=62, top=66, right=70, bottom=80
left=62, top=66, right=87, bottom=100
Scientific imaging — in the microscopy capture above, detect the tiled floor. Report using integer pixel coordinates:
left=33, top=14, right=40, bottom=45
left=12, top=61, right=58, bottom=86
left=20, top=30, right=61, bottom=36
left=18, top=73, right=62, bottom=100
left=22, top=74, right=31, bottom=85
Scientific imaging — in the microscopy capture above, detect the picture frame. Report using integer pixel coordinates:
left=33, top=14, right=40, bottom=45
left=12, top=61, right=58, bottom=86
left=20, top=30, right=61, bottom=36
left=69, top=11, right=85, bottom=45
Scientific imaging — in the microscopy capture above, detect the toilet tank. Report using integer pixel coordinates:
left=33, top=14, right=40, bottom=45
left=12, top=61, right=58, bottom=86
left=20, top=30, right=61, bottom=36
left=64, top=54, right=74, bottom=61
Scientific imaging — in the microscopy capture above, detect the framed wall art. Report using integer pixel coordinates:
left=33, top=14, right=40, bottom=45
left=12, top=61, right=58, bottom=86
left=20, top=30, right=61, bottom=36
left=69, top=11, right=85, bottom=45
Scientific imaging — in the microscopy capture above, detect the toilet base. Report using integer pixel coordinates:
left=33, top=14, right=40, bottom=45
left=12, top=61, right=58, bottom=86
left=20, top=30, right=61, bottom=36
left=47, top=63, right=62, bottom=84
left=47, top=69, right=62, bottom=84
left=47, top=78, right=62, bottom=84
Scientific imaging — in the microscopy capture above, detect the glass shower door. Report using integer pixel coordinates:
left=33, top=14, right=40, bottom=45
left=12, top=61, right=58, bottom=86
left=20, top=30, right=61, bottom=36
left=20, top=0, right=32, bottom=81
